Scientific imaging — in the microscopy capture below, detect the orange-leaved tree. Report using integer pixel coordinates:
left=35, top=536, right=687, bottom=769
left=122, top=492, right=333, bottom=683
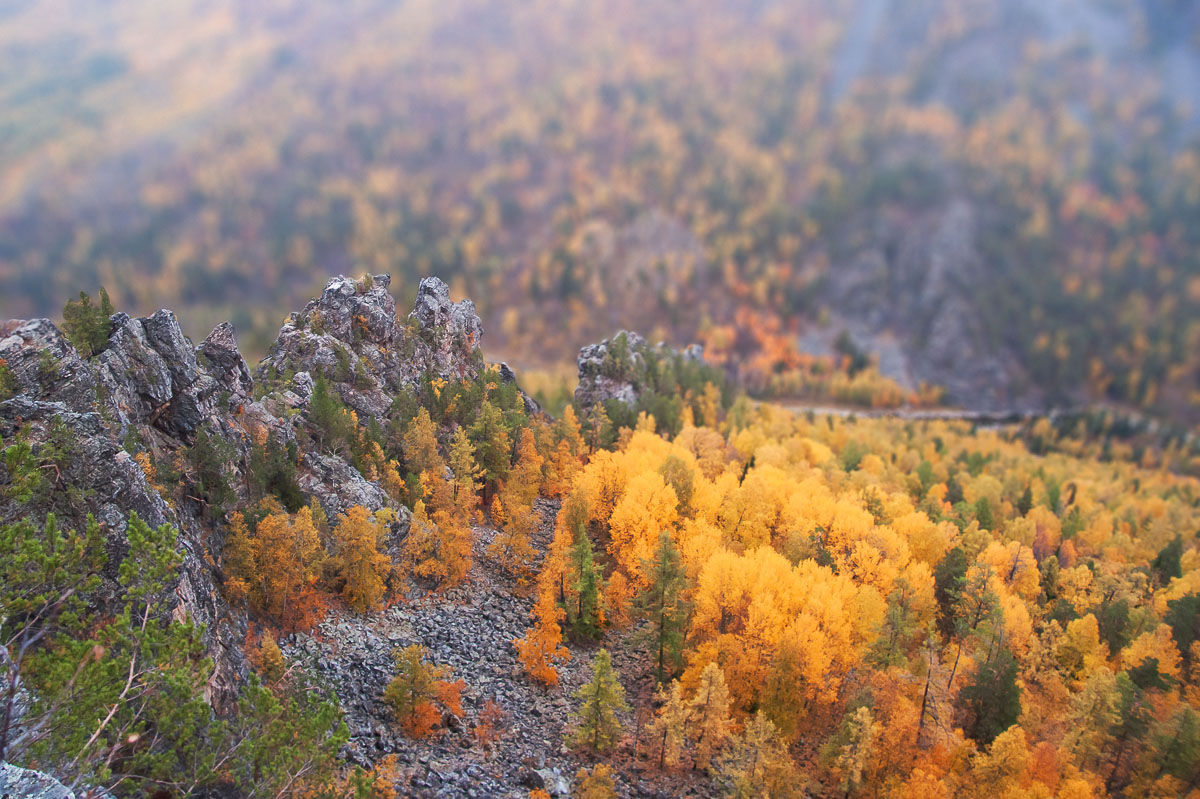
left=514, top=588, right=571, bottom=686
left=224, top=501, right=325, bottom=626
left=383, top=644, right=465, bottom=738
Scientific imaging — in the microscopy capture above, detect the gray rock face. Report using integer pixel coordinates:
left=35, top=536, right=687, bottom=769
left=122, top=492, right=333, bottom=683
left=0, top=319, right=98, bottom=411
left=1, top=314, right=251, bottom=711
left=96, top=311, right=255, bottom=442
left=258, top=274, right=486, bottom=421
left=818, top=200, right=1044, bottom=409
left=574, top=330, right=706, bottom=412
left=299, top=452, right=394, bottom=520
left=574, top=331, right=647, bottom=412
left=0, top=763, right=75, bottom=799
left=410, top=276, right=484, bottom=378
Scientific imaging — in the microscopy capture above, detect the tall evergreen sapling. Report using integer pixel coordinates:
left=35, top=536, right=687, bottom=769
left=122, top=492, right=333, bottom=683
left=61, top=288, right=114, bottom=358
left=636, top=530, right=688, bottom=681
left=569, top=522, right=603, bottom=639
left=569, top=649, right=629, bottom=752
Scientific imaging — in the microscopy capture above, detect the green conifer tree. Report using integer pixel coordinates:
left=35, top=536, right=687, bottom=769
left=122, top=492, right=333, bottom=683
left=960, top=647, right=1021, bottom=745
left=61, top=288, right=114, bottom=358
left=569, top=649, right=629, bottom=751
left=569, top=523, right=603, bottom=639
left=636, top=530, right=688, bottom=681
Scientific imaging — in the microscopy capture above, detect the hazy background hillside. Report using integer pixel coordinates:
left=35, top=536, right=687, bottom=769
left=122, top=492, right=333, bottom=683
left=1, top=0, right=1198, bottom=420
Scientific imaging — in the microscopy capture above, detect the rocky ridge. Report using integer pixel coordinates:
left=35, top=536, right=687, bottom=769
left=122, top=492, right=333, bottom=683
left=0, top=275, right=497, bottom=714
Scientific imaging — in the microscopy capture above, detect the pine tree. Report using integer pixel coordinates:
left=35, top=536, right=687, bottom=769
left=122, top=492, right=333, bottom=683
left=0, top=358, right=17, bottom=401
left=974, top=496, right=994, bottom=531
left=933, top=547, right=968, bottom=640
left=248, top=432, right=305, bottom=512
left=1165, top=594, right=1198, bottom=666
left=61, top=288, right=114, bottom=358
left=1017, top=485, right=1034, bottom=516
left=569, top=649, right=629, bottom=751
left=308, top=374, right=352, bottom=452
left=1152, top=707, right=1200, bottom=789
left=1, top=512, right=353, bottom=796
left=688, top=661, right=733, bottom=769
left=1152, top=536, right=1183, bottom=585
left=189, top=429, right=235, bottom=518
left=945, top=472, right=964, bottom=506
left=637, top=530, right=689, bottom=681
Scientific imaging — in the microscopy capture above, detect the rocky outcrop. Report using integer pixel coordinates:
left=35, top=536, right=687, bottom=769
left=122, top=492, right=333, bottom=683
left=1, top=311, right=256, bottom=711
left=258, top=275, right=485, bottom=419
left=574, top=330, right=706, bottom=412
left=0, top=277, right=717, bottom=798
left=0, top=274, right=514, bottom=717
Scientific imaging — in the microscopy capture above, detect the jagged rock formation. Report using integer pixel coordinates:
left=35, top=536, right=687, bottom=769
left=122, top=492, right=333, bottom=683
left=259, top=274, right=484, bottom=419
left=574, top=330, right=706, bottom=412
left=0, top=274, right=494, bottom=714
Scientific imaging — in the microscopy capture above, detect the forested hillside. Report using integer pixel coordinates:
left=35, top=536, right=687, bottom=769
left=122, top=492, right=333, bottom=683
left=1, top=0, right=1199, bottom=418
left=1, top=276, right=1198, bottom=798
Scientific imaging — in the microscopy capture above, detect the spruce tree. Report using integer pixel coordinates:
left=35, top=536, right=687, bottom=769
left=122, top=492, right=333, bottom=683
left=468, top=400, right=512, bottom=497
left=636, top=530, right=688, bottom=681
left=0, top=358, right=15, bottom=401
left=933, top=546, right=968, bottom=640
left=569, top=649, right=629, bottom=751
left=308, top=374, right=349, bottom=452
left=1017, top=485, right=1034, bottom=516
left=190, top=429, right=236, bottom=518
left=569, top=522, right=603, bottom=639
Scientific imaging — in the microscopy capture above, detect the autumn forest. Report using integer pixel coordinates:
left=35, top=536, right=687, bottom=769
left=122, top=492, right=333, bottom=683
left=1, top=1, right=1199, bottom=798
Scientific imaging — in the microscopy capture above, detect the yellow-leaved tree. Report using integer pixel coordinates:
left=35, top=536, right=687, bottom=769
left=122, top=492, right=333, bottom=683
left=335, top=505, right=392, bottom=613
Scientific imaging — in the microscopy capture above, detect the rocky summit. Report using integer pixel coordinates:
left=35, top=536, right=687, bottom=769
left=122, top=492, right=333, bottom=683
left=0, top=275, right=497, bottom=714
